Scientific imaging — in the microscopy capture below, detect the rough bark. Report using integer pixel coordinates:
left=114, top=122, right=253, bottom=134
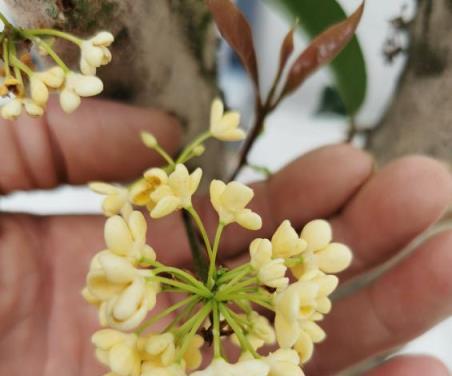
left=4, top=0, right=225, bottom=181
left=367, top=0, right=452, bottom=165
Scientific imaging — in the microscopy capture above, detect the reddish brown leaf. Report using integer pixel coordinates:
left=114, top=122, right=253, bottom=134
left=206, top=0, right=260, bottom=91
left=278, top=25, right=296, bottom=76
left=282, top=2, right=365, bottom=97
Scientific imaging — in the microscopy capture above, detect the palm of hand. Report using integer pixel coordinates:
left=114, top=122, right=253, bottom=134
left=1, top=99, right=451, bottom=376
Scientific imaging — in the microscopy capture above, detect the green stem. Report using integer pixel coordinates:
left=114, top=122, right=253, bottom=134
left=174, top=301, right=212, bottom=339
left=3, top=38, right=10, bottom=77
left=217, top=264, right=252, bottom=285
left=207, top=223, right=224, bottom=288
left=152, top=265, right=208, bottom=294
left=186, top=206, right=212, bottom=257
left=212, top=301, right=222, bottom=358
left=10, top=52, right=33, bottom=76
left=175, top=302, right=212, bottom=361
left=217, top=278, right=259, bottom=301
left=0, top=11, right=13, bottom=29
left=219, top=304, right=259, bottom=358
left=20, top=31, right=70, bottom=73
left=153, top=143, right=175, bottom=166
left=164, top=298, right=199, bottom=333
left=136, top=295, right=199, bottom=335
left=181, top=210, right=209, bottom=281
left=150, top=276, right=211, bottom=298
left=8, top=41, right=25, bottom=96
left=234, top=293, right=274, bottom=311
left=25, top=28, right=82, bottom=46
left=176, top=131, right=211, bottom=164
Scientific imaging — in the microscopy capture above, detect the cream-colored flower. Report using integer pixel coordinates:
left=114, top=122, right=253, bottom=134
left=232, top=310, right=276, bottom=350
left=92, top=329, right=141, bottom=376
left=60, top=72, right=103, bottom=113
left=30, top=74, right=49, bottom=106
left=209, top=98, right=245, bottom=142
left=35, top=66, right=65, bottom=89
left=141, top=363, right=186, bottom=376
left=250, top=238, right=272, bottom=270
left=129, top=168, right=168, bottom=211
left=80, top=31, right=114, bottom=75
left=259, top=259, right=289, bottom=290
left=183, top=335, right=204, bottom=371
left=274, top=276, right=336, bottom=348
left=1, top=98, right=44, bottom=120
left=104, top=211, right=156, bottom=264
left=249, top=239, right=288, bottom=290
left=191, top=358, right=269, bottom=376
left=263, top=349, right=305, bottom=376
left=140, top=333, right=176, bottom=367
left=150, top=164, right=202, bottom=218
left=90, top=182, right=131, bottom=217
left=210, top=180, right=262, bottom=230
left=271, top=221, right=307, bottom=259
left=85, top=251, right=159, bottom=330
left=291, top=220, right=352, bottom=279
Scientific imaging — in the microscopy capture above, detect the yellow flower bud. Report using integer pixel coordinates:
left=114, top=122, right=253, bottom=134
left=271, top=220, right=307, bottom=259
left=209, top=98, right=246, bottom=142
left=300, top=220, right=332, bottom=251
left=210, top=180, right=262, bottom=230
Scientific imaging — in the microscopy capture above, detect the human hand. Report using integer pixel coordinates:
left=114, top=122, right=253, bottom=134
left=1, top=99, right=451, bottom=376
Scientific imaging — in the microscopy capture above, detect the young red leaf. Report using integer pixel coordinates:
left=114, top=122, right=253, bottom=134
left=278, top=25, right=296, bottom=77
left=281, top=2, right=365, bottom=97
left=206, top=0, right=260, bottom=91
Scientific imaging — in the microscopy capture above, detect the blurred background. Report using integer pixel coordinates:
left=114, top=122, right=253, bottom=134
left=1, top=0, right=451, bottom=371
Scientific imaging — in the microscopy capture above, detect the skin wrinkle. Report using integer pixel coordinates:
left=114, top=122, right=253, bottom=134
left=0, top=215, right=50, bottom=375
left=10, top=121, right=39, bottom=190
left=39, top=216, right=57, bottom=376
left=43, top=107, right=70, bottom=185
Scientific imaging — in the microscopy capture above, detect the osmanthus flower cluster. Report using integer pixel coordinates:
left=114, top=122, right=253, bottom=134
left=0, top=12, right=113, bottom=119
left=85, top=98, right=353, bottom=376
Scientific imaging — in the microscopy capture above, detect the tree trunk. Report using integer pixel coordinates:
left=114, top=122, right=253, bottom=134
left=4, top=0, right=225, bottom=181
left=367, top=0, right=452, bottom=166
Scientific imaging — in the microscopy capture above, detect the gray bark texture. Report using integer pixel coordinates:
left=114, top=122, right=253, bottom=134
left=4, top=0, right=225, bottom=181
left=367, top=0, right=452, bottom=165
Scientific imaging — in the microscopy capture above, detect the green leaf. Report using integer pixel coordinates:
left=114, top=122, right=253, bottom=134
left=271, top=0, right=367, bottom=114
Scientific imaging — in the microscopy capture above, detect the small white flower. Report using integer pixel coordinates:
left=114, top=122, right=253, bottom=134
left=191, top=358, right=269, bottom=376
left=129, top=168, right=168, bottom=211
left=258, top=259, right=289, bottom=290
left=1, top=98, right=44, bottom=120
left=209, top=98, right=246, bottom=142
left=210, top=180, right=262, bottom=230
left=92, top=329, right=141, bottom=376
left=85, top=251, right=159, bottom=330
left=35, top=66, right=65, bottom=89
left=263, top=349, right=305, bottom=376
left=250, top=239, right=288, bottom=290
left=104, top=211, right=156, bottom=264
left=30, top=74, right=49, bottom=106
left=150, top=164, right=202, bottom=218
left=271, top=220, right=307, bottom=259
left=291, top=220, right=352, bottom=279
left=60, top=72, right=103, bottom=113
left=90, top=182, right=131, bottom=217
left=80, top=31, right=114, bottom=75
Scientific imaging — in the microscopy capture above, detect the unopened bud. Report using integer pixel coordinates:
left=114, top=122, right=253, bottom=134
left=193, top=145, right=205, bottom=156
left=141, top=132, right=158, bottom=148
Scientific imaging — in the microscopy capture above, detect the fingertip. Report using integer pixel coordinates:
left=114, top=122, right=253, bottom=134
left=365, top=355, right=450, bottom=376
left=269, top=143, right=374, bottom=223
left=45, top=97, right=183, bottom=184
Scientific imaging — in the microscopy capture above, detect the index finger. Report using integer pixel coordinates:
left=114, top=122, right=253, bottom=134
left=0, top=97, right=182, bottom=194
